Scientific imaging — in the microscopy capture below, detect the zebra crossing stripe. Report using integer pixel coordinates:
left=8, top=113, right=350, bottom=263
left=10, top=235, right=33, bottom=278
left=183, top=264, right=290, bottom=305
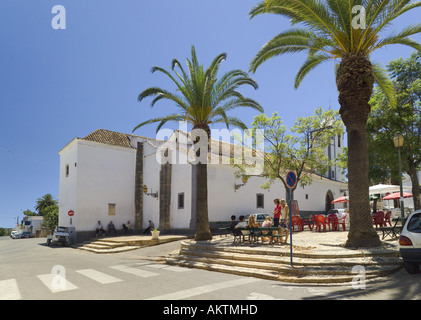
left=76, top=269, right=123, bottom=284
left=37, top=274, right=78, bottom=293
left=146, top=264, right=190, bottom=272
left=109, top=265, right=159, bottom=278
left=0, top=279, right=21, bottom=300
left=147, top=277, right=261, bottom=300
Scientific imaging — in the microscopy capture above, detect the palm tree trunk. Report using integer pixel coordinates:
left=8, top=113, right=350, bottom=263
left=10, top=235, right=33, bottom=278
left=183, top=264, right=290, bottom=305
left=337, top=54, right=381, bottom=248
left=408, top=161, right=421, bottom=210
left=192, top=124, right=212, bottom=241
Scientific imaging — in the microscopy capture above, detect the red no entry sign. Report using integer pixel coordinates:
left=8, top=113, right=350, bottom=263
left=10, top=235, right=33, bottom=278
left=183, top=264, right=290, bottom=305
left=68, top=210, right=74, bottom=216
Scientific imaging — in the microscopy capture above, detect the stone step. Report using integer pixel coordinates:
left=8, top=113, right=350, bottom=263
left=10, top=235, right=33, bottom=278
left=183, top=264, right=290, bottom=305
left=178, top=247, right=402, bottom=267
left=166, top=239, right=403, bottom=284
left=89, top=240, right=127, bottom=247
left=166, top=255, right=402, bottom=284
left=179, top=240, right=400, bottom=259
left=78, top=245, right=142, bottom=254
left=168, top=254, right=401, bottom=277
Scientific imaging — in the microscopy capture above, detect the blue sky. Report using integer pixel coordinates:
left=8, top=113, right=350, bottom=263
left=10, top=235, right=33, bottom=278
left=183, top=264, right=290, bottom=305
left=0, top=0, right=420, bottom=228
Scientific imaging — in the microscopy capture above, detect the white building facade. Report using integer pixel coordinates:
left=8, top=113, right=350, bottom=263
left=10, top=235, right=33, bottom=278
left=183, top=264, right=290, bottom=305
left=58, top=129, right=348, bottom=241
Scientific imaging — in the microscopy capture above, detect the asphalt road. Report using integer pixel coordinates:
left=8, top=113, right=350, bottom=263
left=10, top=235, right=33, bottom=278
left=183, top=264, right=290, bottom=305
left=1, top=236, right=420, bottom=304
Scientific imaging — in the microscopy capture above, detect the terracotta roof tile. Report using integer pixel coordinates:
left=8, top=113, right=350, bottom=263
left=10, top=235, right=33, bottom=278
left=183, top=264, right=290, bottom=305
left=82, top=129, right=133, bottom=148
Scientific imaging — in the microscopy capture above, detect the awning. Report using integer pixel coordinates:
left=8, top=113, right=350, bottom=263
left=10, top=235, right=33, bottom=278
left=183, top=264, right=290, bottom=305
left=369, top=184, right=412, bottom=195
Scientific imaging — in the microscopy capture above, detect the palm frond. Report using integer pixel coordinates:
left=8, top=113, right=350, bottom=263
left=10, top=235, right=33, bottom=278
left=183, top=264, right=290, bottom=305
left=132, top=114, right=185, bottom=133
left=360, top=0, right=412, bottom=51
left=251, top=0, right=348, bottom=52
left=138, top=87, right=189, bottom=111
left=250, top=28, right=336, bottom=72
left=211, top=115, right=248, bottom=130
left=135, top=47, right=262, bottom=133
left=294, top=53, right=333, bottom=88
left=371, top=23, right=421, bottom=52
left=372, top=63, right=397, bottom=108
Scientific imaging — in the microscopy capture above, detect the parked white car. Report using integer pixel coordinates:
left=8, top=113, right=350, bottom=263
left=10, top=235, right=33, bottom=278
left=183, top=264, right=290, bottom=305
left=244, top=213, right=271, bottom=224
left=399, top=210, right=421, bottom=274
left=46, top=226, right=70, bottom=246
left=10, top=231, right=21, bottom=239
left=326, top=208, right=348, bottom=219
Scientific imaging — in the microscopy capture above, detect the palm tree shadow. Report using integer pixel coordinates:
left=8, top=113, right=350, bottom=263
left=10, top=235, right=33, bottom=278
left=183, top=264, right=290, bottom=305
left=299, top=270, right=421, bottom=300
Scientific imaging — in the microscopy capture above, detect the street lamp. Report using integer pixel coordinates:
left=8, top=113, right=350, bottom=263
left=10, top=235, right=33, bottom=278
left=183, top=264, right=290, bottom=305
left=393, top=133, right=405, bottom=218
left=143, top=185, right=158, bottom=198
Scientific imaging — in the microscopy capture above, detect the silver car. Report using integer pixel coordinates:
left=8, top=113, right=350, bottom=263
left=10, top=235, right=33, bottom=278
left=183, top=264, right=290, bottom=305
left=399, top=210, right=421, bottom=274
left=244, top=213, right=271, bottom=224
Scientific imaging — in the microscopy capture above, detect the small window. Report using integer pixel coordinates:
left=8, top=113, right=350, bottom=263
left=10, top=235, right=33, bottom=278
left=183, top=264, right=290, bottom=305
left=108, top=203, right=116, bottom=216
left=178, top=193, right=184, bottom=209
left=256, top=194, right=264, bottom=209
left=65, top=164, right=69, bottom=177
left=338, top=135, right=341, bottom=148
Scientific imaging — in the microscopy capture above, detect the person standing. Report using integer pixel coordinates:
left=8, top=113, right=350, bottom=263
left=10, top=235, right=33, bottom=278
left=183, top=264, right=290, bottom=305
left=280, top=199, right=290, bottom=245
left=273, top=199, right=282, bottom=227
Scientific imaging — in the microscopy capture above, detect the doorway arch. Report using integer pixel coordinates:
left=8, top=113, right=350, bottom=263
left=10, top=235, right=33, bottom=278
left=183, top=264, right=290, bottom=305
left=325, top=190, right=334, bottom=213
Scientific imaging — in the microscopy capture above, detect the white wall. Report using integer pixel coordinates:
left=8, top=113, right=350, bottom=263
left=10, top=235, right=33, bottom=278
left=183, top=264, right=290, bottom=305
left=59, top=139, right=137, bottom=232
left=207, top=164, right=347, bottom=221
left=207, top=164, right=285, bottom=222
left=58, top=139, right=78, bottom=229
left=58, top=133, right=348, bottom=234
left=170, top=162, right=192, bottom=229
left=296, top=177, right=347, bottom=213
left=76, top=140, right=136, bottom=232
left=142, top=141, right=161, bottom=229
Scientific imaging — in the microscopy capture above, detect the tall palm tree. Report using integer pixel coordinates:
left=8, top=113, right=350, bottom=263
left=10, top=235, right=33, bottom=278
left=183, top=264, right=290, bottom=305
left=35, top=194, right=58, bottom=216
left=249, top=0, right=421, bottom=247
left=134, top=46, right=263, bottom=240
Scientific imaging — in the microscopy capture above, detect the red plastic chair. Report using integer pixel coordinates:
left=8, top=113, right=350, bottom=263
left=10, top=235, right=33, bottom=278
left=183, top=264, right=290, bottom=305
left=292, top=216, right=304, bottom=231
left=337, top=214, right=347, bottom=231
left=384, top=211, right=392, bottom=226
left=309, top=215, right=315, bottom=231
left=327, top=214, right=338, bottom=231
left=314, top=215, right=328, bottom=232
left=372, top=211, right=385, bottom=229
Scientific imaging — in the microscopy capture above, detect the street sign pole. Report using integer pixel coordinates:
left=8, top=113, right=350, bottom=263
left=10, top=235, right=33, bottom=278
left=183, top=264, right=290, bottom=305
left=286, top=171, right=296, bottom=268
left=289, top=187, right=293, bottom=267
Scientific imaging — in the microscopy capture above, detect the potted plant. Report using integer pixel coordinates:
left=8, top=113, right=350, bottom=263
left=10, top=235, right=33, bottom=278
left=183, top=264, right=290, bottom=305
left=151, top=228, right=160, bottom=240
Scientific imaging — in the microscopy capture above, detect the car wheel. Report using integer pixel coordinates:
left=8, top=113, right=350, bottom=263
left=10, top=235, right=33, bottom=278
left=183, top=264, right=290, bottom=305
left=403, top=261, right=420, bottom=274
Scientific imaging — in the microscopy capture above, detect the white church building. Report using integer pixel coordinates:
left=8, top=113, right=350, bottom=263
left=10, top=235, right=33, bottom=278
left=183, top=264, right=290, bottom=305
left=58, top=128, right=348, bottom=241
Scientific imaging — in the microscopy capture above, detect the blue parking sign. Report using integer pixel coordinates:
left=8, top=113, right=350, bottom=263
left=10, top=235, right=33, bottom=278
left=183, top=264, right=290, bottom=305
left=286, top=171, right=297, bottom=189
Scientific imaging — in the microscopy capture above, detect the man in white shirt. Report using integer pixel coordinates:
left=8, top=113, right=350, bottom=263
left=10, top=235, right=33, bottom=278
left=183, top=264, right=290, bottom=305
left=234, top=216, right=248, bottom=229
left=96, top=220, right=105, bottom=237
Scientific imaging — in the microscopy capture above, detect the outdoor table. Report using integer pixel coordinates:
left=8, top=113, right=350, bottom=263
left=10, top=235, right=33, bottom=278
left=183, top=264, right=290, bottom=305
left=217, top=227, right=232, bottom=237
left=232, top=227, right=286, bottom=244
left=379, top=217, right=406, bottom=240
left=253, top=227, right=286, bottom=244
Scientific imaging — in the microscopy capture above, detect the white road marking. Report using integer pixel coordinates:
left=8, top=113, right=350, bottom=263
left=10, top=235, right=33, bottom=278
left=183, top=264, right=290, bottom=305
left=147, top=277, right=261, bottom=300
left=76, top=269, right=123, bottom=284
left=145, top=264, right=190, bottom=272
left=37, top=274, right=78, bottom=293
left=0, top=279, right=21, bottom=300
left=247, top=292, right=279, bottom=300
left=109, top=265, right=159, bottom=278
